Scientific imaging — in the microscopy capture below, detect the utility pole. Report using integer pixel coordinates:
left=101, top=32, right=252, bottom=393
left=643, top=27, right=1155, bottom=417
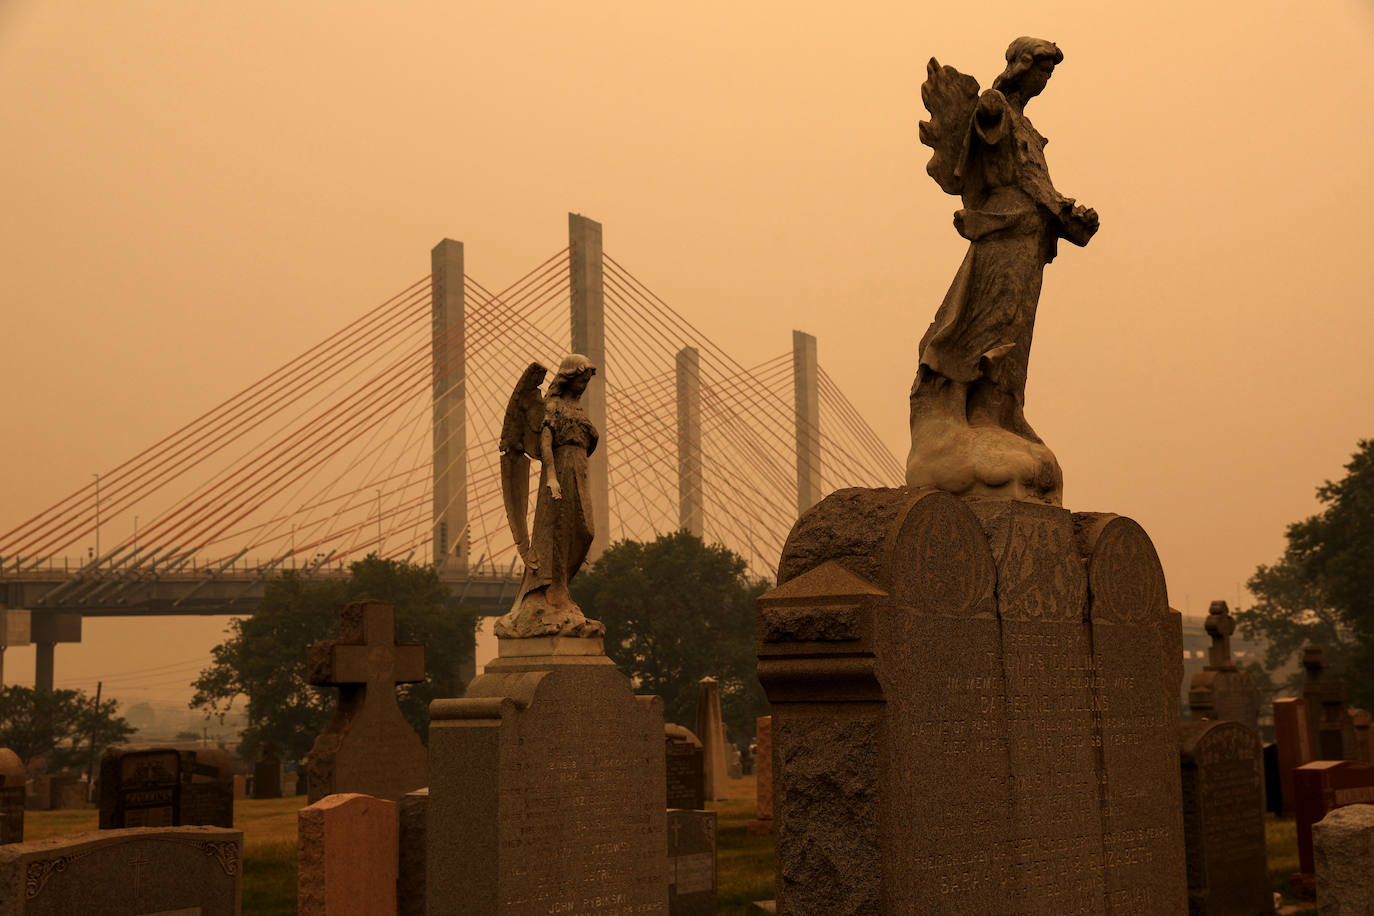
left=376, top=489, right=384, bottom=554
left=84, top=680, right=102, bottom=799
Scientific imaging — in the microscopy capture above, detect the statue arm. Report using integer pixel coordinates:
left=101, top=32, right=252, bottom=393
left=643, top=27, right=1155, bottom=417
left=541, top=424, right=561, bottom=499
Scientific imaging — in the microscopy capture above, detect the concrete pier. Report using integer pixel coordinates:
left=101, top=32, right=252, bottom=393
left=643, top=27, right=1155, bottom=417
left=676, top=346, right=703, bottom=537
left=569, top=214, right=608, bottom=560
left=792, top=330, right=821, bottom=516
left=431, top=239, right=468, bottom=573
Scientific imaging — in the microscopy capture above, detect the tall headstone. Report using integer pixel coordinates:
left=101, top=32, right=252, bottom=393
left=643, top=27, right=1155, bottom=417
left=253, top=740, right=283, bottom=799
left=1292, top=759, right=1374, bottom=887
left=0, top=825, right=241, bottom=915
left=1301, top=645, right=1357, bottom=761
left=1178, top=720, right=1273, bottom=915
left=757, top=488, right=1187, bottom=914
left=1273, top=698, right=1314, bottom=817
left=667, top=809, right=717, bottom=916
left=427, top=637, right=668, bottom=915
left=298, top=793, right=398, bottom=916
left=747, top=716, right=773, bottom=836
left=694, top=677, right=729, bottom=802
left=1312, top=803, right=1374, bottom=915
left=1188, top=600, right=1262, bottom=732
left=0, top=750, right=24, bottom=845
left=305, top=599, right=427, bottom=803
left=665, top=724, right=706, bottom=812
left=1352, top=708, right=1373, bottom=764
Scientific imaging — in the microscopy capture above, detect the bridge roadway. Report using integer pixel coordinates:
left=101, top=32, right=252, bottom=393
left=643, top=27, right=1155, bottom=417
left=0, top=566, right=521, bottom=619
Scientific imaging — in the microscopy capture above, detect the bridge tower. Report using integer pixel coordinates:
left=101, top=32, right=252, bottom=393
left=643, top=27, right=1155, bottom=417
left=569, top=214, right=609, bottom=561
left=431, top=239, right=468, bottom=573
left=676, top=346, right=703, bottom=537
left=793, top=330, right=822, bottom=515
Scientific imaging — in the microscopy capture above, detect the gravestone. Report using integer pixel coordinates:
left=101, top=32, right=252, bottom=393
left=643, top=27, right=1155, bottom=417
left=253, top=741, right=283, bottom=799
left=0, top=825, right=241, bottom=915
left=99, top=748, right=181, bottom=828
left=1273, top=698, right=1314, bottom=817
left=1263, top=743, right=1282, bottom=816
left=233, top=774, right=247, bottom=799
left=398, top=788, right=428, bottom=916
left=305, top=599, right=427, bottom=803
left=298, top=792, right=397, bottom=916
left=757, top=488, right=1188, bottom=913
left=1188, top=600, right=1262, bottom=732
left=1292, top=759, right=1374, bottom=886
left=667, top=809, right=716, bottom=916
left=1312, top=803, right=1374, bottom=914
left=747, top=716, right=773, bottom=836
left=695, top=677, right=729, bottom=802
left=665, top=724, right=706, bottom=811
left=1178, top=720, right=1273, bottom=915
left=726, top=747, right=743, bottom=780
left=428, top=636, right=668, bottom=915
left=48, top=773, right=82, bottom=810
left=23, top=775, right=49, bottom=813
left=0, top=749, right=24, bottom=845
left=180, top=747, right=234, bottom=828
left=1301, top=646, right=1357, bottom=761
left=99, top=747, right=233, bottom=829
left=1352, top=709, right=1373, bottom=764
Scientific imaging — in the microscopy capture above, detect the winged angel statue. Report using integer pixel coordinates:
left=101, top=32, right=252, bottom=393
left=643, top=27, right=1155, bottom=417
left=495, top=354, right=605, bottom=639
left=907, top=37, right=1099, bottom=505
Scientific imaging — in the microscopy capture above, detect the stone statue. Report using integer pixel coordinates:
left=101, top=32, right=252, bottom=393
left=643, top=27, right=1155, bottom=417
left=907, top=37, right=1099, bottom=505
left=495, top=354, right=605, bottom=639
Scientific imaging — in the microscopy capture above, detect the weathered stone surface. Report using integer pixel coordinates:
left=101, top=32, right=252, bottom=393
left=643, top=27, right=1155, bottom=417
left=398, top=788, right=427, bottom=916
left=305, top=599, right=427, bottom=803
left=747, top=716, right=773, bottom=835
left=1350, top=709, right=1372, bottom=764
left=180, top=747, right=234, bottom=829
left=1293, top=760, right=1374, bottom=880
left=695, top=677, right=729, bottom=802
left=0, top=825, right=241, bottom=915
left=1189, top=601, right=1262, bottom=732
left=665, top=724, right=705, bottom=811
left=668, top=809, right=716, bottom=916
left=98, top=747, right=181, bottom=828
left=1312, top=803, right=1374, bottom=915
left=0, top=749, right=24, bottom=845
left=428, top=637, right=667, bottom=915
left=1301, top=646, right=1357, bottom=761
left=298, top=792, right=397, bottom=916
left=1178, top=720, right=1273, bottom=916
left=1274, top=698, right=1315, bottom=817
left=757, top=486, right=1187, bottom=914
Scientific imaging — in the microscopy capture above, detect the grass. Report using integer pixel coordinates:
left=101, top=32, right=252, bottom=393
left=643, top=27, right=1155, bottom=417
left=25, top=786, right=1310, bottom=914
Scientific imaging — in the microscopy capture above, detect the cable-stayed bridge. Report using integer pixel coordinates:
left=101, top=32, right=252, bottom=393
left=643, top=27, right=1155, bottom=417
left=0, top=214, right=902, bottom=687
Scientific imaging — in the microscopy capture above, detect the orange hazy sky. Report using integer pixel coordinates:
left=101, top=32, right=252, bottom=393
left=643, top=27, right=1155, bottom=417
left=2, top=1, right=1373, bottom=707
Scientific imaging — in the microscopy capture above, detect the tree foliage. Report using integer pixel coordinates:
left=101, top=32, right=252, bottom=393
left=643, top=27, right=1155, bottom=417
left=190, top=556, right=478, bottom=763
left=570, top=530, right=769, bottom=745
left=1237, top=439, right=1374, bottom=709
left=0, top=686, right=135, bottom=768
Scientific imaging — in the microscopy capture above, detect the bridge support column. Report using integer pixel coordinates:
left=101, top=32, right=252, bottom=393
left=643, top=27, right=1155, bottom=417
left=432, top=239, right=468, bottom=573
left=34, top=641, right=54, bottom=692
left=569, top=213, right=608, bottom=561
left=676, top=346, right=703, bottom=537
left=793, top=330, right=822, bottom=516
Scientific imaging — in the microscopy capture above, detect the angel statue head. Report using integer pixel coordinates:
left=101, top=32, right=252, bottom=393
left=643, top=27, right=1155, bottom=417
left=991, top=37, right=1063, bottom=102
left=546, top=353, right=597, bottom=397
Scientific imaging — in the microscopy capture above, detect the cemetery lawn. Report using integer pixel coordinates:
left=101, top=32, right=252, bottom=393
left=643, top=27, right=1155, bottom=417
left=711, top=775, right=776, bottom=914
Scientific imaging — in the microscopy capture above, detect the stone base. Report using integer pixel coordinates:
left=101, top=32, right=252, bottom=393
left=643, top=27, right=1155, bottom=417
left=758, top=487, right=1187, bottom=914
left=746, top=817, right=773, bottom=836
left=1288, top=871, right=1316, bottom=899
left=427, top=643, right=667, bottom=915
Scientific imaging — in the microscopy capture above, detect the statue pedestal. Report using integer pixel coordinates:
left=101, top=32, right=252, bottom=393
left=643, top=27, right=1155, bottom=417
left=758, top=487, right=1188, bottom=914
left=427, top=637, right=667, bottom=915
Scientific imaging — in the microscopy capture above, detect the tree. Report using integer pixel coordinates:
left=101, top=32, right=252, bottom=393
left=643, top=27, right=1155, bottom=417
left=1237, top=439, right=1374, bottom=710
left=569, top=530, right=769, bottom=745
left=190, top=556, right=478, bottom=763
left=0, top=686, right=135, bottom=768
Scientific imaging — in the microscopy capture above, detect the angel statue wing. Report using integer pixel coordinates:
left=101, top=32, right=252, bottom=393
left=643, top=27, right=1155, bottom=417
left=499, top=361, right=550, bottom=562
left=918, top=57, right=981, bottom=196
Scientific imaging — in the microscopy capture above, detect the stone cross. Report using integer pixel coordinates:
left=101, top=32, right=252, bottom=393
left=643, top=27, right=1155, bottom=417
left=1204, top=600, right=1236, bottom=670
left=304, top=599, right=428, bottom=802
left=1303, top=644, right=1330, bottom=685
